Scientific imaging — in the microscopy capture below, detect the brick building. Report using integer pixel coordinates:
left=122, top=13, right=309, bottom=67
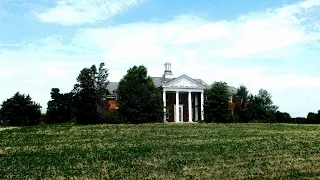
left=106, top=61, right=237, bottom=122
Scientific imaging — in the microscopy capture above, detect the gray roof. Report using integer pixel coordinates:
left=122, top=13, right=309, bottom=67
left=194, top=79, right=209, bottom=87
left=151, top=77, right=163, bottom=87
left=107, top=77, right=164, bottom=94
left=107, top=77, right=237, bottom=95
left=228, top=86, right=238, bottom=94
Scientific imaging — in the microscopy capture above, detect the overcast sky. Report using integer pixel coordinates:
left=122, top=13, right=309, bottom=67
left=0, top=0, right=320, bottom=117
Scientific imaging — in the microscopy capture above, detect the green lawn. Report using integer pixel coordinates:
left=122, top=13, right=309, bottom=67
left=1, top=123, right=320, bottom=179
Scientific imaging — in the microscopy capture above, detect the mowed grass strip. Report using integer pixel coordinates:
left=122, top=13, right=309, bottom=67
left=0, top=123, right=320, bottom=179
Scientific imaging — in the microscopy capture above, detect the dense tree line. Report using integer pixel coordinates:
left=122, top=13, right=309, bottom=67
left=203, top=82, right=285, bottom=123
left=1, top=63, right=319, bottom=126
left=0, top=63, right=163, bottom=126
left=203, top=82, right=319, bottom=124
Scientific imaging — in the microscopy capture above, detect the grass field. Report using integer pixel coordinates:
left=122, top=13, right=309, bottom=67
left=1, top=123, right=320, bottom=179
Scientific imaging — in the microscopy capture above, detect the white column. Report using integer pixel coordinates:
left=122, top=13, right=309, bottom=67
left=201, top=91, right=204, bottom=121
left=195, top=93, right=198, bottom=121
left=175, top=91, right=179, bottom=122
left=163, top=90, right=167, bottom=122
left=188, top=91, right=192, bottom=122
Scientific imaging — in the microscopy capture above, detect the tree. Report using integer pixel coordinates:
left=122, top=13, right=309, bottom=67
left=233, top=85, right=250, bottom=122
left=117, top=65, right=164, bottom=124
left=316, top=110, right=320, bottom=124
left=247, top=89, right=278, bottom=123
left=0, top=92, right=41, bottom=126
left=46, top=88, right=74, bottom=124
left=72, top=63, right=110, bottom=124
left=306, top=111, right=320, bottom=124
left=256, top=89, right=278, bottom=113
left=274, top=111, right=291, bottom=123
left=204, top=81, right=233, bottom=123
left=291, top=117, right=307, bottom=124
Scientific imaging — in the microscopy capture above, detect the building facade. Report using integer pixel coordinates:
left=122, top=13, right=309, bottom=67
left=106, top=62, right=237, bottom=123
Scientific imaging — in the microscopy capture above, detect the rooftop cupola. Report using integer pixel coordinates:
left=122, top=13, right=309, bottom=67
left=164, top=61, right=173, bottom=79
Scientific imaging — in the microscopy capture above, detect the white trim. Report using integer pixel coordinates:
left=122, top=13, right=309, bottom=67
left=188, top=91, right=192, bottom=122
left=163, top=90, right=167, bottom=122
left=174, top=104, right=184, bottom=122
left=175, top=91, right=179, bottom=122
left=163, top=87, right=204, bottom=93
left=201, top=91, right=204, bottom=121
left=164, top=74, right=205, bottom=88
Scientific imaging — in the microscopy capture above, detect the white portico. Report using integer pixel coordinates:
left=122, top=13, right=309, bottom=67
left=161, top=62, right=207, bottom=123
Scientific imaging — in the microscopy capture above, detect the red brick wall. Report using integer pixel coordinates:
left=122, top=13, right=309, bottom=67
left=106, top=99, right=118, bottom=111
left=230, top=101, right=236, bottom=111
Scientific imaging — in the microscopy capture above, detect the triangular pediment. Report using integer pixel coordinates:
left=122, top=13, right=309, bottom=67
left=164, top=74, right=204, bottom=88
